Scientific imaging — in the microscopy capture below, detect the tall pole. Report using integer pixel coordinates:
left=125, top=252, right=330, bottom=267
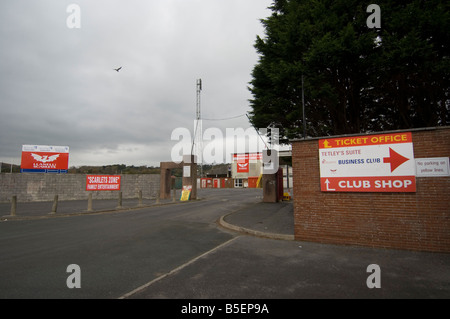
left=302, top=74, right=306, bottom=139
left=193, top=79, right=203, bottom=178
left=196, top=79, right=202, bottom=122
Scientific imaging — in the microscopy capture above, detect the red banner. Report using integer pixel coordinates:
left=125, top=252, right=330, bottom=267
left=320, top=132, right=412, bottom=149
left=86, top=175, right=121, bottom=191
left=236, top=154, right=249, bottom=173
left=21, top=145, right=69, bottom=171
left=232, top=153, right=262, bottom=161
left=320, top=176, right=416, bottom=193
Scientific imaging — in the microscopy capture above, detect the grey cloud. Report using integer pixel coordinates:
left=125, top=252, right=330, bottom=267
left=0, top=0, right=272, bottom=167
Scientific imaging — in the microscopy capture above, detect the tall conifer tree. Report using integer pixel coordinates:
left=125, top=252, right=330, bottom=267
left=248, top=0, right=449, bottom=141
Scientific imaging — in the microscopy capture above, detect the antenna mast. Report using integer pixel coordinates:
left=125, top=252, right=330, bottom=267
left=193, top=79, right=203, bottom=177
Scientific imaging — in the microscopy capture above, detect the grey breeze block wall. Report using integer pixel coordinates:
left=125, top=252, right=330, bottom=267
left=0, top=174, right=160, bottom=202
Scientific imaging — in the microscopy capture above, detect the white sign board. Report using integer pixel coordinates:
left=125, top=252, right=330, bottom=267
left=183, top=165, right=191, bottom=178
left=415, top=158, right=450, bottom=177
left=319, top=132, right=416, bottom=192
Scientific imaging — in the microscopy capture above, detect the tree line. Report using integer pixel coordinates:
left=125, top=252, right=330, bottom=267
left=248, top=0, right=449, bottom=142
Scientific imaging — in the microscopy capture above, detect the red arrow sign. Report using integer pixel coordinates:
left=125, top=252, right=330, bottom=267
left=383, top=148, right=409, bottom=172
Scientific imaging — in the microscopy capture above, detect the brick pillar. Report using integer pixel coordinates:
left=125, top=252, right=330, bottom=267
left=159, top=167, right=172, bottom=199
left=262, top=173, right=278, bottom=202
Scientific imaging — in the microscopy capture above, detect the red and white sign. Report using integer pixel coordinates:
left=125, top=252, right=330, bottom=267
left=232, top=153, right=262, bottom=161
left=86, top=175, right=121, bottom=191
left=319, top=132, right=416, bottom=192
left=235, top=154, right=249, bottom=173
left=21, top=145, right=69, bottom=171
left=233, top=152, right=262, bottom=173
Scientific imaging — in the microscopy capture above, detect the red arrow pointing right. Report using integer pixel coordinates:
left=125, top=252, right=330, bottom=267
left=383, top=147, right=409, bottom=172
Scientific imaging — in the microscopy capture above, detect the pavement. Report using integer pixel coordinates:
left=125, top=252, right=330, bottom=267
left=220, top=200, right=295, bottom=241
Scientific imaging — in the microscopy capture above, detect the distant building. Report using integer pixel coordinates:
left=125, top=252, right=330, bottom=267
left=205, top=165, right=229, bottom=178
left=198, top=150, right=292, bottom=189
left=231, top=153, right=263, bottom=188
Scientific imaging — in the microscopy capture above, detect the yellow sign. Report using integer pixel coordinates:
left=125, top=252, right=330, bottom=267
left=256, top=174, right=263, bottom=188
left=180, top=185, right=192, bottom=201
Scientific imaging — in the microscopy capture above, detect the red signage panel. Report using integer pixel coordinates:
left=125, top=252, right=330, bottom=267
left=320, top=176, right=416, bottom=192
left=86, top=175, right=121, bottom=191
left=235, top=154, right=249, bottom=173
left=21, top=145, right=69, bottom=171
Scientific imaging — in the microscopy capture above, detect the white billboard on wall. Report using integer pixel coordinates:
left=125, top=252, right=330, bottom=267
left=319, top=132, right=416, bottom=192
left=415, top=157, right=450, bottom=177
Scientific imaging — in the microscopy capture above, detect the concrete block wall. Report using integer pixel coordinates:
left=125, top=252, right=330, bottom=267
left=292, top=127, right=450, bottom=253
left=0, top=174, right=160, bottom=202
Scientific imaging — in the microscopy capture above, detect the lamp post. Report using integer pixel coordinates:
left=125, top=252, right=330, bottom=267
left=302, top=74, right=306, bottom=139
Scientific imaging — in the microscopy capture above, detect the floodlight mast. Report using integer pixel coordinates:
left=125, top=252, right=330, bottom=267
left=197, top=79, right=202, bottom=119
left=192, top=79, right=203, bottom=177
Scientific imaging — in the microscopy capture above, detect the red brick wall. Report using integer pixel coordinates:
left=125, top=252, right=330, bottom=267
left=292, top=127, right=450, bottom=253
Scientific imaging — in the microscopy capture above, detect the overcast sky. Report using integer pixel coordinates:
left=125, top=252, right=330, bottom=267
left=0, top=0, right=274, bottom=167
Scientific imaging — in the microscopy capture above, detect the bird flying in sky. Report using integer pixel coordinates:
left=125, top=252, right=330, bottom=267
left=113, top=67, right=122, bottom=72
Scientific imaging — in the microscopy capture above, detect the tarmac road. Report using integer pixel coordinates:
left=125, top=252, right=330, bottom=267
left=0, top=188, right=449, bottom=303
left=0, top=189, right=260, bottom=299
